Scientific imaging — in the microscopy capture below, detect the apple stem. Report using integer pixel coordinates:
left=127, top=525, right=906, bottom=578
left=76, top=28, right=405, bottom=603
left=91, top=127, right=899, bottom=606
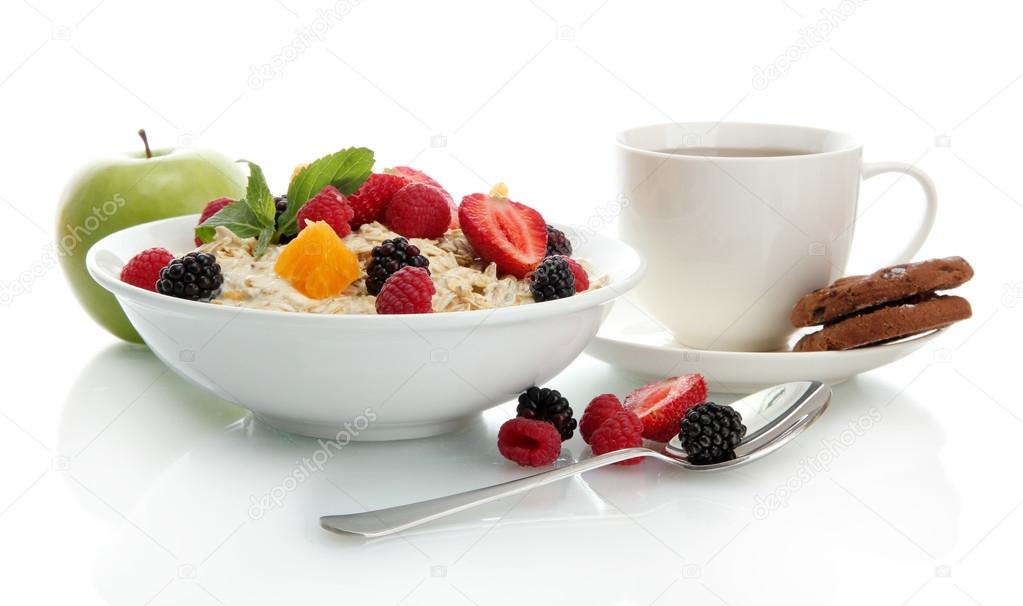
left=137, top=129, right=152, bottom=159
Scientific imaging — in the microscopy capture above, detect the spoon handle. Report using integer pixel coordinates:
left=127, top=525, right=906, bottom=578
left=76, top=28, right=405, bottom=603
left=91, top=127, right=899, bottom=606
left=320, top=447, right=657, bottom=537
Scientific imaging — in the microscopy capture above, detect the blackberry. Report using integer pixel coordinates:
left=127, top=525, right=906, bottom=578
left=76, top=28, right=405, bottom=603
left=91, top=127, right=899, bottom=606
left=678, top=402, right=746, bottom=465
left=545, top=225, right=573, bottom=257
left=156, top=252, right=223, bottom=301
left=366, top=237, right=430, bottom=295
left=530, top=256, right=575, bottom=302
left=274, top=195, right=295, bottom=244
left=516, top=386, right=577, bottom=441
left=274, top=195, right=288, bottom=221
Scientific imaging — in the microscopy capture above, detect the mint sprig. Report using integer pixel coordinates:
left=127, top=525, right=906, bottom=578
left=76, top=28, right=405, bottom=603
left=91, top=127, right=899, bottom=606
left=194, top=147, right=375, bottom=256
left=241, top=160, right=276, bottom=227
left=195, top=160, right=277, bottom=256
left=276, top=147, right=374, bottom=239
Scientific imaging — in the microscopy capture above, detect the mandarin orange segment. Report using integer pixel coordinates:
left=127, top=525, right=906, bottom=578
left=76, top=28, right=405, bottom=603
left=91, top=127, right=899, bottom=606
left=274, top=220, right=360, bottom=299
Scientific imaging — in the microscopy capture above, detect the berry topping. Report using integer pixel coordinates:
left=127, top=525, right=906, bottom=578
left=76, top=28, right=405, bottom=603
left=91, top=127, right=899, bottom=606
left=273, top=195, right=295, bottom=244
left=545, top=225, right=573, bottom=257
left=347, top=172, right=407, bottom=228
left=273, top=195, right=288, bottom=222
left=194, top=198, right=233, bottom=245
left=375, top=266, right=435, bottom=314
left=296, top=185, right=355, bottom=238
left=366, top=237, right=430, bottom=295
left=559, top=256, right=590, bottom=292
left=387, top=166, right=452, bottom=202
left=387, top=165, right=458, bottom=228
left=274, top=221, right=360, bottom=299
left=120, top=247, right=174, bottom=292
left=530, top=256, right=575, bottom=302
left=497, top=418, right=562, bottom=467
left=516, top=386, right=576, bottom=441
left=624, top=374, right=708, bottom=442
left=678, top=402, right=746, bottom=465
left=156, top=252, right=223, bottom=301
left=590, top=409, right=644, bottom=465
left=384, top=183, right=451, bottom=239
left=458, top=183, right=547, bottom=279
left=579, top=393, right=624, bottom=444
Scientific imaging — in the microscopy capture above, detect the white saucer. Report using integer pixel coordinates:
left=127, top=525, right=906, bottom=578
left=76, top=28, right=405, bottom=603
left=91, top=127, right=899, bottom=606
left=587, top=301, right=941, bottom=393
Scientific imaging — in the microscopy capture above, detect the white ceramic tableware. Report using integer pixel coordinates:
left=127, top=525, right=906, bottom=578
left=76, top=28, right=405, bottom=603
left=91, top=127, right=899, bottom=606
left=616, top=122, right=937, bottom=352
left=87, top=215, right=645, bottom=440
left=586, top=300, right=941, bottom=393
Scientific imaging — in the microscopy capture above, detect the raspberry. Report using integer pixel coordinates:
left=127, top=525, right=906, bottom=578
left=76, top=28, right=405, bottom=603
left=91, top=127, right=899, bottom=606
left=296, top=185, right=354, bottom=238
left=384, top=183, right=450, bottom=239
left=387, top=166, right=452, bottom=203
left=156, top=252, right=223, bottom=301
left=530, top=256, right=575, bottom=302
left=557, top=256, right=589, bottom=292
left=497, top=418, right=561, bottom=467
left=545, top=225, right=573, bottom=257
left=375, top=266, right=435, bottom=314
left=590, top=410, right=644, bottom=465
left=194, top=197, right=233, bottom=245
left=347, top=173, right=406, bottom=228
left=120, top=247, right=174, bottom=292
left=387, top=166, right=458, bottom=228
left=579, top=393, right=623, bottom=444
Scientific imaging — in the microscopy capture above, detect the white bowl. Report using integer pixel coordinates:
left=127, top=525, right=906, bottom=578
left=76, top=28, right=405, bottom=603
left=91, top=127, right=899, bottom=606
left=87, top=215, right=645, bottom=440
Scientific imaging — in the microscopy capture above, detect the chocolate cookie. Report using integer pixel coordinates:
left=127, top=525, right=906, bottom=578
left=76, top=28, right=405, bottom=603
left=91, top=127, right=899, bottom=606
left=793, top=295, right=972, bottom=352
left=791, top=256, right=974, bottom=327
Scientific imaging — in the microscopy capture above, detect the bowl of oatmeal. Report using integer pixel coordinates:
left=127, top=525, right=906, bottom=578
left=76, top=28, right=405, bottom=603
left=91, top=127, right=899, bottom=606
left=87, top=214, right=645, bottom=440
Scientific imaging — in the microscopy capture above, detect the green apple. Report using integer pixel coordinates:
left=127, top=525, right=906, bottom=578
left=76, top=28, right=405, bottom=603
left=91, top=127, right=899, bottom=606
left=56, top=130, right=245, bottom=343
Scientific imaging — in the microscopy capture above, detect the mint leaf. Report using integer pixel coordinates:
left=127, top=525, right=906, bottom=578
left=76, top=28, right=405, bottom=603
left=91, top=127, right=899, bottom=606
left=277, top=147, right=374, bottom=238
left=195, top=200, right=265, bottom=244
left=254, top=225, right=274, bottom=257
left=240, top=160, right=275, bottom=227
left=195, top=161, right=280, bottom=256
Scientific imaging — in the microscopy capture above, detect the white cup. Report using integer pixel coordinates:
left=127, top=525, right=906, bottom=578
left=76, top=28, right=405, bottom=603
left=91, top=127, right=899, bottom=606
left=616, top=122, right=937, bottom=352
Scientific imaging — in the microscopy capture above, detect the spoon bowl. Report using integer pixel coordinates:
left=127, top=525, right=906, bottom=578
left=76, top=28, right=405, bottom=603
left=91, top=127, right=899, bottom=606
left=664, top=379, right=831, bottom=470
left=321, top=381, right=831, bottom=536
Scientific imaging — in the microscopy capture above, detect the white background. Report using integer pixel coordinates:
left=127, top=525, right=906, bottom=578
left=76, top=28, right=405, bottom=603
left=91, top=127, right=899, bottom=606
left=1, top=0, right=1021, bottom=604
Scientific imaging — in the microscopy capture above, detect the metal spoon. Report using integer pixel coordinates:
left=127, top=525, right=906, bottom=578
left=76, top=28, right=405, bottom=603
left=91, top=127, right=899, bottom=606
left=321, top=380, right=831, bottom=537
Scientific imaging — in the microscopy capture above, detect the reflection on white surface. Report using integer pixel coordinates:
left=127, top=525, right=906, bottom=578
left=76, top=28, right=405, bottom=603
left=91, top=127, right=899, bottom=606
left=52, top=344, right=963, bottom=605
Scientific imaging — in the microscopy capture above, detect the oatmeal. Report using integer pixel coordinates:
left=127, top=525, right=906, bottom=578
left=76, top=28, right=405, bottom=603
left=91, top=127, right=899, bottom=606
left=198, top=224, right=606, bottom=314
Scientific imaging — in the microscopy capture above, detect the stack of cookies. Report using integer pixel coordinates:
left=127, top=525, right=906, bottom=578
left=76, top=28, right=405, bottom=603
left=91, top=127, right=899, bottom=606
left=790, top=256, right=974, bottom=352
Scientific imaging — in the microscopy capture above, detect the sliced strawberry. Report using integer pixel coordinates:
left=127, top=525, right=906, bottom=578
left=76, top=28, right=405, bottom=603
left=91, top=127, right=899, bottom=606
left=623, top=374, right=708, bottom=442
left=446, top=199, right=459, bottom=229
left=386, top=166, right=458, bottom=228
left=458, top=183, right=547, bottom=278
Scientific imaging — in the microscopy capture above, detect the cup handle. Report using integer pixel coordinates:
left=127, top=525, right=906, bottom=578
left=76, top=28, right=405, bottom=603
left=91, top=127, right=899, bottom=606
left=860, top=161, right=938, bottom=264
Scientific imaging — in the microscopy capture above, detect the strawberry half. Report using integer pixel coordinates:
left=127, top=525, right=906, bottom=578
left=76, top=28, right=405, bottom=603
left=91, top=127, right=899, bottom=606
left=458, top=183, right=547, bottom=279
left=386, top=166, right=458, bottom=228
left=623, top=374, right=708, bottom=442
